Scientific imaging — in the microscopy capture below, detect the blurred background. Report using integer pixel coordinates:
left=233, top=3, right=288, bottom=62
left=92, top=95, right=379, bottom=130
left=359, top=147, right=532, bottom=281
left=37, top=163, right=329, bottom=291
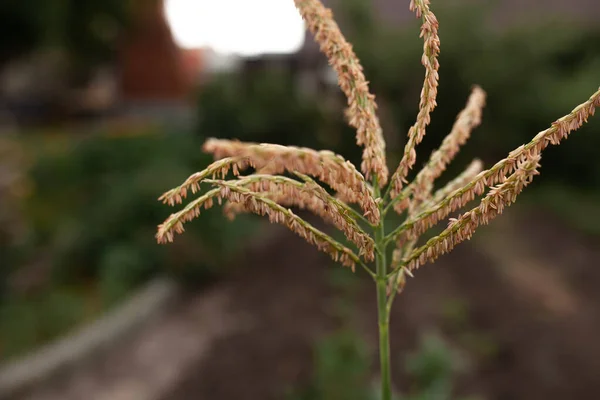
left=0, top=0, right=599, bottom=399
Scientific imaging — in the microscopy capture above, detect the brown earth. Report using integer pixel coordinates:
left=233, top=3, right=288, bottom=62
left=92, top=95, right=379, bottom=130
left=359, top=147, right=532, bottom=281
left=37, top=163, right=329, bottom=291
left=163, top=207, right=600, bottom=400
left=18, top=207, right=600, bottom=400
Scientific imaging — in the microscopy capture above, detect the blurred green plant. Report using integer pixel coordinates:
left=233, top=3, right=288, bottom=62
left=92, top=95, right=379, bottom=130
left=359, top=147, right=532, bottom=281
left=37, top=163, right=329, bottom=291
left=288, top=329, right=372, bottom=400
left=0, top=129, right=258, bottom=360
left=0, top=136, right=27, bottom=299
left=287, top=265, right=372, bottom=400
left=0, top=286, right=93, bottom=360
left=21, top=130, right=257, bottom=286
left=288, top=264, right=474, bottom=400
left=197, top=69, right=341, bottom=147
left=288, top=329, right=475, bottom=400
left=440, top=297, right=499, bottom=362
left=521, top=183, right=600, bottom=237
left=402, top=333, right=471, bottom=400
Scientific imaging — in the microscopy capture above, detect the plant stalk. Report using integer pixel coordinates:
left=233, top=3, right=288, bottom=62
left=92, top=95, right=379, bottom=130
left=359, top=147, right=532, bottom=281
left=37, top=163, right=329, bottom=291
left=375, top=216, right=392, bottom=400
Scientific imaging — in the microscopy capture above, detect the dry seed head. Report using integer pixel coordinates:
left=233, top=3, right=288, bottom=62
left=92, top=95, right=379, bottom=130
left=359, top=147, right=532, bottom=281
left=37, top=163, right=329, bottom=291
left=203, top=138, right=380, bottom=224
left=217, top=180, right=361, bottom=269
left=403, top=154, right=541, bottom=271
left=389, top=151, right=476, bottom=285
left=154, top=0, right=600, bottom=287
left=293, top=0, right=388, bottom=185
left=430, top=159, right=484, bottom=206
left=390, top=86, right=600, bottom=245
left=156, top=188, right=223, bottom=244
left=292, top=171, right=375, bottom=225
left=158, top=157, right=251, bottom=206
left=390, top=0, right=441, bottom=196
left=157, top=181, right=360, bottom=269
left=407, top=86, right=486, bottom=210
left=220, top=174, right=375, bottom=260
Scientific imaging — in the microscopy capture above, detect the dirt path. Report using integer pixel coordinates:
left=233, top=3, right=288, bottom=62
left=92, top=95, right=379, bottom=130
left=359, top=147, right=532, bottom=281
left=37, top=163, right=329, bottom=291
left=14, top=288, right=248, bottom=400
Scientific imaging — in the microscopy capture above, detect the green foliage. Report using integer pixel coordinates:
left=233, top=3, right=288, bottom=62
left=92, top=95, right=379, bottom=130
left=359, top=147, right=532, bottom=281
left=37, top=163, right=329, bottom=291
left=521, top=184, right=600, bottom=237
left=288, top=329, right=474, bottom=400
left=198, top=69, right=323, bottom=146
left=99, top=243, right=152, bottom=305
left=287, top=267, right=372, bottom=400
left=1, top=129, right=258, bottom=359
left=0, top=287, right=91, bottom=360
left=440, top=297, right=499, bottom=362
left=196, top=68, right=362, bottom=163
left=288, top=267, right=473, bottom=400
left=402, top=333, right=466, bottom=400
left=20, top=130, right=257, bottom=287
left=287, top=329, right=373, bottom=400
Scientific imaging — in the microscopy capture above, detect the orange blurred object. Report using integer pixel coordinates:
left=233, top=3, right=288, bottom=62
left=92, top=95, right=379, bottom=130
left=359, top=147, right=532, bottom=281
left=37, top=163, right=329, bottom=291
left=118, top=0, right=204, bottom=101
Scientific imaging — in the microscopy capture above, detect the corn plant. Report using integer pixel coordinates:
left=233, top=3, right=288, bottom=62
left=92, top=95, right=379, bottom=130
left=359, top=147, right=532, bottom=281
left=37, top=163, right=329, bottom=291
left=156, top=0, right=600, bottom=398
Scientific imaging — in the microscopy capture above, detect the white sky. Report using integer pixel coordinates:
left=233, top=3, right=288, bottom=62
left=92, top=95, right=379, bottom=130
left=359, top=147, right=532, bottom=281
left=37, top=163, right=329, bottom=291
left=163, top=0, right=306, bottom=56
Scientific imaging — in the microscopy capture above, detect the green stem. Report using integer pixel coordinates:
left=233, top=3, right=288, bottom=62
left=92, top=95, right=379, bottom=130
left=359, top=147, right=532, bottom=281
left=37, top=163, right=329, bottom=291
left=375, top=215, right=392, bottom=400
left=386, top=240, right=416, bottom=314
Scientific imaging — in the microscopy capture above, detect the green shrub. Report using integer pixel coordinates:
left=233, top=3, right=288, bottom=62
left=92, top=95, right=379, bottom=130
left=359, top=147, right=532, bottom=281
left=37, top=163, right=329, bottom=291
left=19, top=130, right=257, bottom=290
left=98, top=243, right=151, bottom=305
left=200, top=69, right=335, bottom=136
left=287, top=329, right=372, bottom=400
left=1, top=129, right=259, bottom=359
left=288, top=329, right=474, bottom=400
left=402, top=333, right=468, bottom=400
left=0, top=287, right=90, bottom=360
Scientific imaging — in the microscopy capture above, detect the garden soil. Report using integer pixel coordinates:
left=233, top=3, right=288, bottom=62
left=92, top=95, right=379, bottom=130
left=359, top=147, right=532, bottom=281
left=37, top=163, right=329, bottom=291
left=164, top=208, right=600, bottom=400
left=18, top=208, right=600, bottom=400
